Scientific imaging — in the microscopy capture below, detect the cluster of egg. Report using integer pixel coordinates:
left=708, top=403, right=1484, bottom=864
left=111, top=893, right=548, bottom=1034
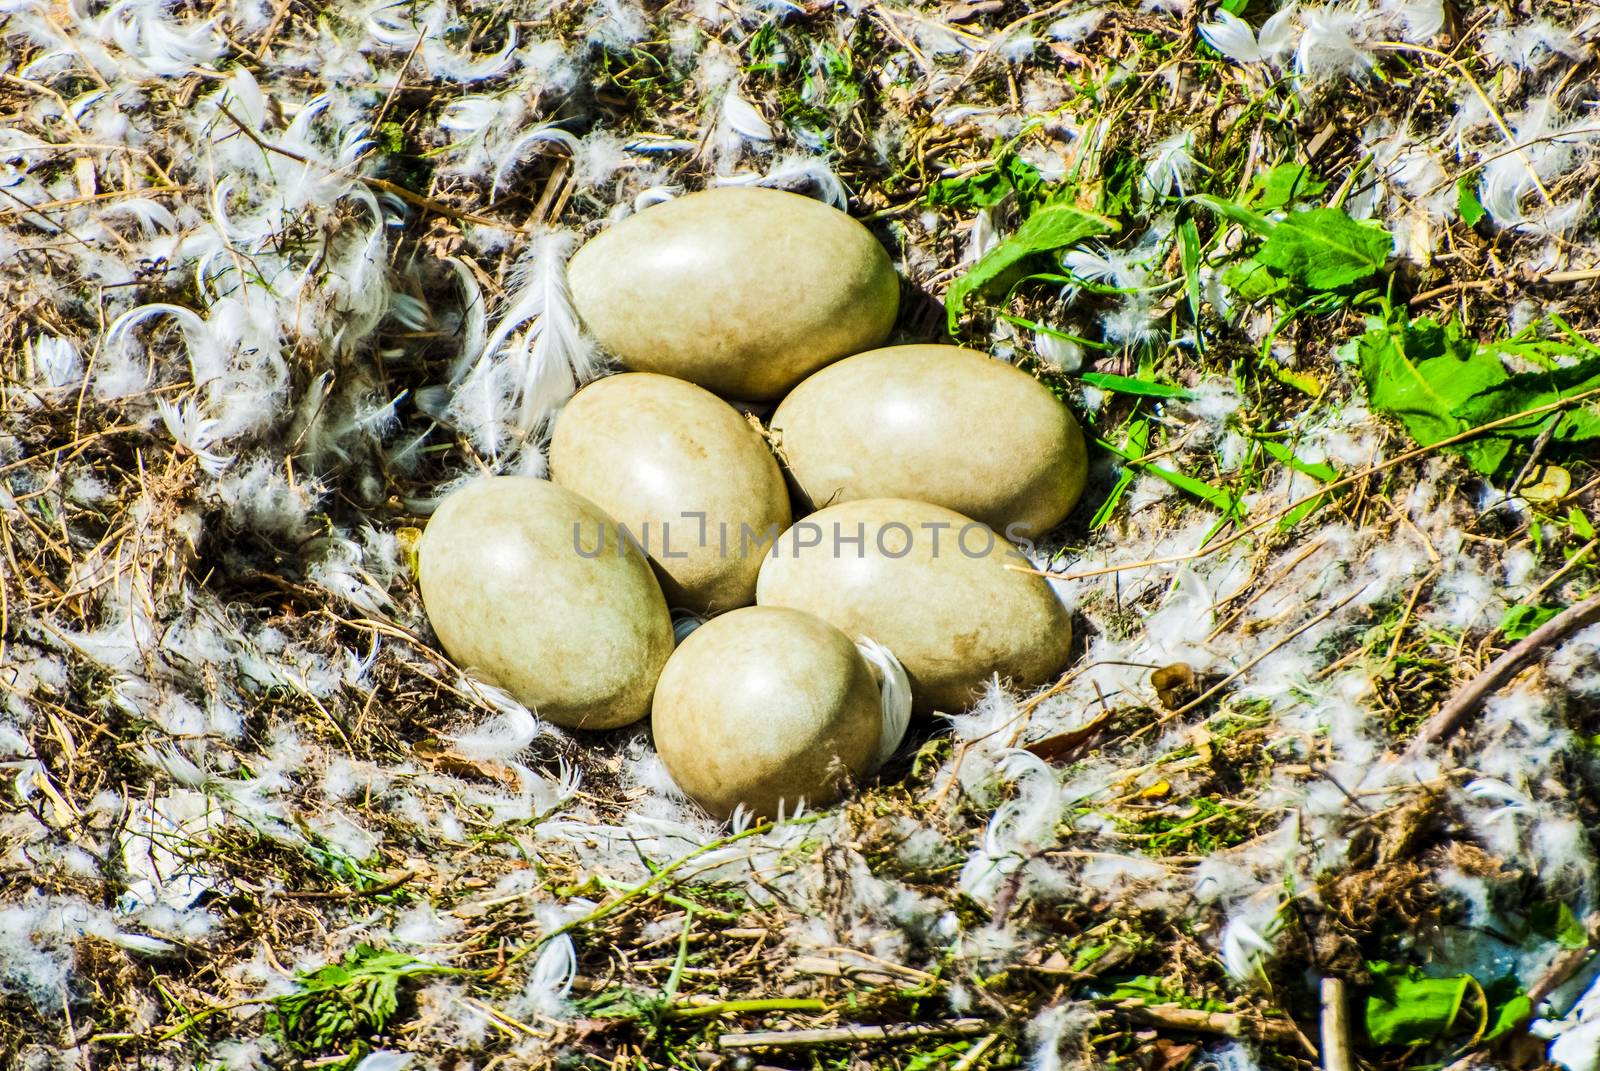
left=418, top=188, right=1087, bottom=820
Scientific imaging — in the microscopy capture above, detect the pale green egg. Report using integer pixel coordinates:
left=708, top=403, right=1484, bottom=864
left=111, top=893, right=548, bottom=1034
left=756, top=498, right=1072, bottom=714
left=652, top=606, right=882, bottom=819
left=418, top=477, right=673, bottom=730
left=567, top=187, right=899, bottom=400
left=549, top=373, right=790, bottom=614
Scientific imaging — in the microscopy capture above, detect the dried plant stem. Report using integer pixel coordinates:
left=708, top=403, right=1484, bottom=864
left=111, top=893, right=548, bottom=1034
left=1320, top=978, right=1353, bottom=1071
left=1107, top=1001, right=1308, bottom=1048
left=718, top=1019, right=990, bottom=1050
left=1405, top=592, right=1600, bottom=756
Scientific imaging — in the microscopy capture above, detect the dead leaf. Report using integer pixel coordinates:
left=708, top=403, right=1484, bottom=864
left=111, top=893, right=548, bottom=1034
left=415, top=740, right=521, bottom=789
left=1151, top=663, right=1201, bottom=709
left=1025, top=709, right=1114, bottom=763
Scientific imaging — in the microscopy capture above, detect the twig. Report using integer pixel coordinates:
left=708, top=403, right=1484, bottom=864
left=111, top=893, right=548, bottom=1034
left=1106, top=1001, right=1307, bottom=1047
left=718, top=1019, right=989, bottom=1050
left=665, top=998, right=827, bottom=1021
left=370, top=31, right=426, bottom=135
left=952, top=1033, right=999, bottom=1071
left=1320, top=979, right=1353, bottom=1071
left=1404, top=592, right=1600, bottom=756
left=1136, top=590, right=1360, bottom=735
left=1543, top=268, right=1600, bottom=284
left=1409, top=279, right=1496, bottom=305
left=1529, top=912, right=1600, bottom=1005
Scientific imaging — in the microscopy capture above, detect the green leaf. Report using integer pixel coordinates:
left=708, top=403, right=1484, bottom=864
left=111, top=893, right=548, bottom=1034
left=1250, top=163, right=1327, bottom=211
left=1097, top=149, right=1144, bottom=218
left=1501, top=603, right=1561, bottom=641
left=1179, top=216, right=1202, bottom=323
left=1364, top=961, right=1471, bottom=1047
left=1256, top=439, right=1339, bottom=528
left=1458, top=174, right=1487, bottom=226
left=1256, top=208, right=1392, bottom=290
left=1483, top=976, right=1532, bottom=1043
left=945, top=202, right=1118, bottom=331
left=1530, top=900, right=1590, bottom=949
left=1255, top=439, right=1337, bottom=482
left=1080, top=372, right=1195, bottom=399
left=1103, top=975, right=1170, bottom=1004
left=1356, top=315, right=1512, bottom=475
left=926, top=155, right=1047, bottom=210
left=1222, top=257, right=1289, bottom=301
left=1190, top=193, right=1275, bottom=236
left=1101, top=975, right=1227, bottom=1012
left=1452, top=356, right=1600, bottom=447
left=1098, top=437, right=1242, bottom=517
left=1091, top=420, right=1149, bottom=529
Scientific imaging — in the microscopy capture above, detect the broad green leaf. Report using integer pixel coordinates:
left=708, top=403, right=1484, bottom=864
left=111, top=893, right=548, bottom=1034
left=1501, top=603, right=1561, bottom=640
left=1256, top=208, right=1392, bottom=290
left=926, top=155, right=1047, bottom=210
left=1483, top=981, right=1532, bottom=1044
left=1356, top=315, right=1512, bottom=475
left=945, top=202, right=1118, bottom=331
left=1097, top=149, right=1144, bottom=218
left=1101, top=974, right=1227, bottom=1012
left=1250, top=163, right=1327, bottom=211
left=1222, top=257, right=1289, bottom=301
left=1103, top=975, right=1171, bottom=1004
left=1458, top=174, right=1487, bottom=226
left=1364, top=961, right=1471, bottom=1047
left=1080, top=372, right=1194, bottom=399
left=1452, top=355, right=1600, bottom=446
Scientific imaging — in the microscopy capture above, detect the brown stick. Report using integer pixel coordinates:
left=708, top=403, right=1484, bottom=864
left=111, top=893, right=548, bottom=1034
left=1108, top=1002, right=1306, bottom=1047
left=1529, top=910, right=1600, bottom=1005
left=1405, top=592, right=1600, bottom=756
left=718, top=1019, right=989, bottom=1050
left=1320, top=979, right=1353, bottom=1071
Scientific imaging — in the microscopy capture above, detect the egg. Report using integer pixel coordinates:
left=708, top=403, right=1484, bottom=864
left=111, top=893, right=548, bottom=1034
left=549, top=373, right=791, bottom=613
left=567, top=187, right=899, bottom=400
left=418, top=477, right=673, bottom=730
left=651, top=606, right=882, bottom=819
left=755, top=498, right=1072, bottom=713
left=772, top=344, right=1087, bottom=539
